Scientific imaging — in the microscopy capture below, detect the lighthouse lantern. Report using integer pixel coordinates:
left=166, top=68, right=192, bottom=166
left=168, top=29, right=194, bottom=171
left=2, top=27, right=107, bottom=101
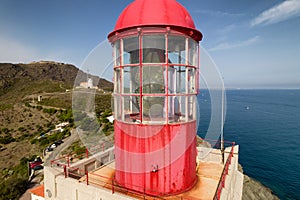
left=108, top=0, right=202, bottom=196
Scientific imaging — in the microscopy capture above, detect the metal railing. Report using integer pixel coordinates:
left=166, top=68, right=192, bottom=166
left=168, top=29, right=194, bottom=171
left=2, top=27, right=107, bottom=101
left=213, top=142, right=235, bottom=200
left=50, top=140, right=113, bottom=167
left=50, top=139, right=236, bottom=200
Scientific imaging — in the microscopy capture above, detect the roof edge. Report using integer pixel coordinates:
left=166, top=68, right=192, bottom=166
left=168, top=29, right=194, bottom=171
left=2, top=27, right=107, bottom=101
left=108, top=24, right=203, bottom=42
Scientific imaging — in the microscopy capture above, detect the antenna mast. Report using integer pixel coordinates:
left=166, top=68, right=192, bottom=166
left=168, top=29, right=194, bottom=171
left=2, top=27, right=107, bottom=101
left=221, top=81, right=225, bottom=164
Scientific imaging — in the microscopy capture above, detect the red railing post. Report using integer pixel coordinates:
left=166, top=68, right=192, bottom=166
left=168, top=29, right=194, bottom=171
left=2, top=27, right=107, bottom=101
left=225, top=163, right=229, bottom=175
left=86, top=148, right=89, bottom=158
left=64, top=165, right=67, bottom=178
left=102, top=143, right=105, bottom=151
left=112, top=177, right=115, bottom=194
left=218, top=189, right=221, bottom=200
left=85, top=171, right=89, bottom=185
left=67, top=155, right=70, bottom=167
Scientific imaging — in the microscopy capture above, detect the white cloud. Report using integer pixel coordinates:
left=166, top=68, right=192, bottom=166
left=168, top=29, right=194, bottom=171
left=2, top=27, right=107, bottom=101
left=194, top=10, right=244, bottom=18
left=221, top=24, right=237, bottom=33
left=251, top=0, right=300, bottom=26
left=208, top=36, right=260, bottom=51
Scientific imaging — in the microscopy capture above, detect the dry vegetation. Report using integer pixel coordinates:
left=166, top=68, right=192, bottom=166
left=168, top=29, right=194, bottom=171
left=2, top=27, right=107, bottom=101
left=0, top=61, right=113, bottom=199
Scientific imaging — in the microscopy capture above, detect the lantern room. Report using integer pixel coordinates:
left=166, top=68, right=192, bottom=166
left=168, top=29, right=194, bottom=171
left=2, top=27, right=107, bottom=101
left=108, top=0, right=202, bottom=196
left=111, top=29, right=200, bottom=124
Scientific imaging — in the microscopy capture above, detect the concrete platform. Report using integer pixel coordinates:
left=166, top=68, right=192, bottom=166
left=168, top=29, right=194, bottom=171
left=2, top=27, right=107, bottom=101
left=79, top=161, right=223, bottom=200
left=44, top=145, right=242, bottom=200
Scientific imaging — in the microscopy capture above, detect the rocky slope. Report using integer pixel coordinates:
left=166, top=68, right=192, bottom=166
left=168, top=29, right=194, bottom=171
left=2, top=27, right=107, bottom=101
left=239, top=165, right=279, bottom=200
left=242, top=175, right=279, bottom=200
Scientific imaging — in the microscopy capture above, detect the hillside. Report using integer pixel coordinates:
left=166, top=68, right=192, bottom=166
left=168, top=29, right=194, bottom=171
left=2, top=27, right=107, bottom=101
left=0, top=61, right=113, bottom=199
left=0, top=61, right=112, bottom=104
left=0, top=61, right=113, bottom=166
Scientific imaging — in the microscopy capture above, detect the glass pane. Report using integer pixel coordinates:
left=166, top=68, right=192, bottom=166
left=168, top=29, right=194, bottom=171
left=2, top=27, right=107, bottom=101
left=173, top=66, right=186, bottom=93
left=168, top=36, right=186, bottom=64
left=123, top=37, right=139, bottom=65
left=114, top=68, right=121, bottom=93
left=168, top=96, right=181, bottom=123
left=168, top=67, right=176, bottom=94
left=114, top=95, right=122, bottom=120
left=123, top=66, right=140, bottom=94
left=188, top=67, right=196, bottom=94
left=178, top=96, right=187, bottom=122
left=142, top=66, right=165, bottom=94
left=142, top=96, right=165, bottom=123
left=123, top=96, right=140, bottom=123
left=188, top=39, right=198, bottom=66
left=142, top=35, right=165, bottom=63
left=113, top=40, right=120, bottom=66
left=188, top=96, right=196, bottom=121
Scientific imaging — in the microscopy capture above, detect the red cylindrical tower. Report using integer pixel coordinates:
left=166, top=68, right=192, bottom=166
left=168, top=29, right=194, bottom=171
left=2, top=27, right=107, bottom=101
left=108, top=0, right=202, bottom=196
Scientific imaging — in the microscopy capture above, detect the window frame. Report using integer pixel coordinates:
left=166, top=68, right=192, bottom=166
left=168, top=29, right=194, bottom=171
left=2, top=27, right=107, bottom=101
left=112, top=28, right=199, bottom=124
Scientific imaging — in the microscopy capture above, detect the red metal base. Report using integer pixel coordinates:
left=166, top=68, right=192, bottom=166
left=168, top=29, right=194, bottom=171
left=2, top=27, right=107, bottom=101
left=114, top=121, right=197, bottom=196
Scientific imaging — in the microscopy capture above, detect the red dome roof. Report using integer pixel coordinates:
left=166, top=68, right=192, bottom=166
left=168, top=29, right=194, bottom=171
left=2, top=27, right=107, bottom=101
left=108, top=0, right=202, bottom=41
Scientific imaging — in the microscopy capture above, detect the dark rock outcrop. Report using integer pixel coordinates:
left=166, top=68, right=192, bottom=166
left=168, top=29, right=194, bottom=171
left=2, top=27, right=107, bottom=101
left=239, top=165, right=279, bottom=200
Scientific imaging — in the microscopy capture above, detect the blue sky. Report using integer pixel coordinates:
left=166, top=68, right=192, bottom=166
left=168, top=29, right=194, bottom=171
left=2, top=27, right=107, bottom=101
left=0, top=0, right=300, bottom=88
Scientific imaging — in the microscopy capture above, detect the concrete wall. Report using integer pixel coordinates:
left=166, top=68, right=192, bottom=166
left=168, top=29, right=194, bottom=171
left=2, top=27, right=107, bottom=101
left=31, top=194, right=45, bottom=200
left=197, top=145, right=239, bottom=164
left=223, top=145, right=243, bottom=200
left=220, top=155, right=243, bottom=200
left=197, top=145, right=243, bottom=200
left=44, top=166, right=133, bottom=200
left=197, top=146, right=223, bottom=163
left=44, top=147, right=117, bottom=200
left=69, top=147, right=114, bottom=173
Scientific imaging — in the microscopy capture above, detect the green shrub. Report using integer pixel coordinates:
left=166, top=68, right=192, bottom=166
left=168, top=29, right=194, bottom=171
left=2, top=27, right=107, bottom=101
left=16, top=133, right=29, bottom=141
left=0, top=135, right=15, bottom=144
left=36, top=105, right=43, bottom=110
left=0, top=156, right=35, bottom=199
left=30, top=138, right=37, bottom=144
left=48, top=133, right=60, bottom=143
left=1, top=128, right=9, bottom=134
left=43, top=108, right=57, bottom=115
left=39, top=137, right=49, bottom=146
left=18, top=127, right=26, bottom=132
left=74, top=146, right=86, bottom=155
left=0, top=177, right=28, bottom=199
left=57, top=109, right=73, bottom=123
left=24, top=102, right=31, bottom=107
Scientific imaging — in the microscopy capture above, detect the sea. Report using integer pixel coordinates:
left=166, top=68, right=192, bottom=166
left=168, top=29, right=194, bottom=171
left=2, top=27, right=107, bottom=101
left=197, top=89, right=300, bottom=200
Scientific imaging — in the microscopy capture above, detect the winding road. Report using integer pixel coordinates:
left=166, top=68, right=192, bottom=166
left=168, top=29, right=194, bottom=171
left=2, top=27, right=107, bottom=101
left=44, top=129, right=79, bottom=166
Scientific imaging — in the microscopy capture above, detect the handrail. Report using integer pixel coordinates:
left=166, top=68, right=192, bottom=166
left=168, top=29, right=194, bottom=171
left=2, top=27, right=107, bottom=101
left=51, top=159, right=187, bottom=199
left=50, top=141, right=113, bottom=167
left=213, top=142, right=235, bottom=200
